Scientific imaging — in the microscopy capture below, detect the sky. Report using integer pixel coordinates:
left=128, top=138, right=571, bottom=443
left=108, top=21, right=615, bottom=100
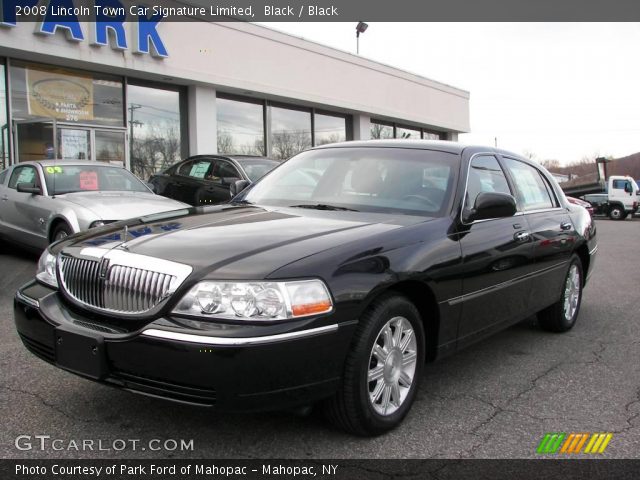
left=262, top=23, right=640, bottom=165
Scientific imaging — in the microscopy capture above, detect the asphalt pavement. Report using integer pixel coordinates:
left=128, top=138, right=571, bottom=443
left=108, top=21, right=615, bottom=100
left=1, top=219, right=639, bottom=459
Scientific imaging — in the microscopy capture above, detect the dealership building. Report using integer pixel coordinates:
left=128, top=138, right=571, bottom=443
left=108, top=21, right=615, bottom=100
left=0, top=20, right=470, bottom=178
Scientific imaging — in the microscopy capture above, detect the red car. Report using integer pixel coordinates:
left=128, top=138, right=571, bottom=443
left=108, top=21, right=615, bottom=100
left=567, top=196, right=594, bottom=218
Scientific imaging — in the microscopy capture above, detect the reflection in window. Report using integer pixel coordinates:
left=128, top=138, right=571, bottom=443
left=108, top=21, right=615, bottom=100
left=314, top=113, right=346, bottom=145
left=396, top=126, right=421, bottom=139
left=10, top=61, right=123, bottom=127
left=503, top=158, right=554, bottom=210
left=96, top=130, right=126, bottom=164
left=465, top=155, right=511, bottom=209
left=269, top=106, right=311, bottom=160
left=423, top=130, right=442, bottom=140
left=370, top=121, right=393, bottom=139
left=0, top=64, right=7, bottom=171
left=217, top=97, right=265, bottom=155
left=128, top=84, right=182, bottom=179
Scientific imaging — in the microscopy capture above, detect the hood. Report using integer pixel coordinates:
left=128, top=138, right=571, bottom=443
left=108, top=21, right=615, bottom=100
left=60, top=191, right=189, bottom=219
left=62, top=205, right=432, bottom=279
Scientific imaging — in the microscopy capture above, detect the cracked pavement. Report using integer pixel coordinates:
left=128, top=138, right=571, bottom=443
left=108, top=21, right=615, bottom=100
left=1, top=220, right=639, bottom=459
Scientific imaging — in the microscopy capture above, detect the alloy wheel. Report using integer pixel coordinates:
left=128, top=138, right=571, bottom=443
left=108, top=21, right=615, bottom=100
left=367, top=316, right=418, bottom=416
left=563, top=264, right=581, bottom=322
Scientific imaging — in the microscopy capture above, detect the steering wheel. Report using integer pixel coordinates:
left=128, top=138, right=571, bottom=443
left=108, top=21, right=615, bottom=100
left=401, top=194, right=439, bottom=210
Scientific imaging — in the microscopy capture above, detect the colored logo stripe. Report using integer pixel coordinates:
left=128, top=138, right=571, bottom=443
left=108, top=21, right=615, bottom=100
left=584, top=433, right=613, bottom=454
left=560, top=433, right=589, bottom=453
left=537, top=433, right=566, bottom=454
left=537, top=432, right=613, bottom=454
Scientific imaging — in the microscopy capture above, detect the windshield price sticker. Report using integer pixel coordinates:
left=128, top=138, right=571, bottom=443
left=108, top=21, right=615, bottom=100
left=79, top=171, right=99, bottom=190
left=45, top=166, right=63, bottom=174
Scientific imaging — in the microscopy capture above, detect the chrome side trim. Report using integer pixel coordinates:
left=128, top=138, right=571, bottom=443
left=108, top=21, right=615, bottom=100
left=589, top=245, right=598, bottom=256
left=15, top=290, right=40, bottom=309
left=443, top=261, right=568, bottom=306
left=141, top=324, right=339, bottom=346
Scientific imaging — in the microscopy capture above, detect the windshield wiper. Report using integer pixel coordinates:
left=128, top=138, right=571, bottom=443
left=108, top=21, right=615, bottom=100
left=289, top=203, right=359, bottom=212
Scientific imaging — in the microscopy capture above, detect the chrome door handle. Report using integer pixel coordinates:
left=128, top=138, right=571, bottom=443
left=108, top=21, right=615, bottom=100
left=560, top=222, right=572, bottom=231
left=514, top=231, right=531, bottom=242
left=1, top=195, right=7, bottom=201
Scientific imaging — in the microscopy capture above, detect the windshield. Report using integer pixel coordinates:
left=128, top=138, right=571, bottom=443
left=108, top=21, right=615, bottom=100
left=237, top=158, right=280, bottom=182
left=242, top=147, right=460, bottom=216
left=43, top=165, right=150, bottom=195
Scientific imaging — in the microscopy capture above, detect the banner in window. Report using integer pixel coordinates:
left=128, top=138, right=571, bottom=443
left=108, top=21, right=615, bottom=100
left=26, top=67, right=94, bottom=122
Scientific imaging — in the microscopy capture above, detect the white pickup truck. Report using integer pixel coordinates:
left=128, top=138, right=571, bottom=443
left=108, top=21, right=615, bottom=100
left=582, top=175, right=639, bottom=220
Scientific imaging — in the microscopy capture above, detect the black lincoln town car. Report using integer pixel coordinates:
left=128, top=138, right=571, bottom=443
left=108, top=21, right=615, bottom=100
left=14, top=140, right=596, bottom=436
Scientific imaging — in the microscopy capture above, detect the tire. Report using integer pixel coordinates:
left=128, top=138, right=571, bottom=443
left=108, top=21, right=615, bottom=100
left=609, top=205, right=625, bottom=220
left=323, top=293, right=425, bottom=436
left=51, top=223, right=72, bottom=243
left=538, top=255, right=583, bottom=333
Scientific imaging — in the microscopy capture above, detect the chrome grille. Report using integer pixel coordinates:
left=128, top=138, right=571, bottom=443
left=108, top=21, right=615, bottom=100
left=58, top=252, right=191, bottom=315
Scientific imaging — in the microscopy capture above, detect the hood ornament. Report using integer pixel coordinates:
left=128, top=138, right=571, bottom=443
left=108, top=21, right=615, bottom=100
left=121, top=225, right=130, bottom=250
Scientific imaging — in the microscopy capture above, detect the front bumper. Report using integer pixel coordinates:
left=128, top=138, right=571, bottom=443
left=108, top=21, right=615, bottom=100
left=14, top=281, right=356, bottom=411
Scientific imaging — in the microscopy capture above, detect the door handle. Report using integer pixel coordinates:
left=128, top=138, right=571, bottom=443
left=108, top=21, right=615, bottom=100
left=560, top=222, right=572, bottom=231
left=514, top=231, right=531, bottom=242
left=1, top=195, right=7, bottom=201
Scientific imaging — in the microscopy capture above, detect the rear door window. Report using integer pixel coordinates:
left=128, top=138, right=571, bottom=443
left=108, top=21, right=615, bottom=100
left=502, top=158, right=555, bottom=210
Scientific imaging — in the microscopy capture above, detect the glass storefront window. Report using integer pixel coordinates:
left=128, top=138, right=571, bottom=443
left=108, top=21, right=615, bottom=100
left=127, top=84, right=182, bottom=179
left=370, top=121, right=394, bottom=139
left=57, top=128, right=91, bottom=160
left=314, top=113, right=347, bottom=146
left=0, top=64, right=9, bottom=171
left=10, top=61, right=123, bottom=126
left=96, top=130, right=126, bottom=163
left=423, top=130, right=443, bottom=140
left=269, top=105, right=311, bottom=160
left=396, top=126, right=421, bottom=140
left=217, top=97, right=265, bottom=155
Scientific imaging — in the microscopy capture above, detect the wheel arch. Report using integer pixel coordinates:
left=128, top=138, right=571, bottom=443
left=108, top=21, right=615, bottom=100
left=379, top=280, right=441, bottom=362
left=574, top=243, right=590, bottom=286
left=47, top=216, right=73, bottom=243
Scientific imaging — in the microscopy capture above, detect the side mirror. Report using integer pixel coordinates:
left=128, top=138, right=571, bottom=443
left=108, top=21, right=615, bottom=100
left=624, top=183, right=632, bottom=194
left=464, top=192, right=517, bottom=223
left=16, top=182, right=42, bottom=195
left=221, top=176, right=240, bottom=186
left=230, top=179, right=251, bottom=198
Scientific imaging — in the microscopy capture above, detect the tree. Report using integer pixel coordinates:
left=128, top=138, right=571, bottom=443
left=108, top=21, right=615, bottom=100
left=271, top=130, right=311, bottom=160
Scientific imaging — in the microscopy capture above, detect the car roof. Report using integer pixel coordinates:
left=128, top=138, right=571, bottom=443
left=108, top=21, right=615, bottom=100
left=23, top=160, right=124, bottom=168
left=184, top=154, right=274, bottom=161
left=310, top=139, right=526, bottom=159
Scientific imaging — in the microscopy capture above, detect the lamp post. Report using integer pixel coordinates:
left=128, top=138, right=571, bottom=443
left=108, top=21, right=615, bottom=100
left=128, top=103, right=143, bottom=175
left=356, top=22, right=368, bottom=54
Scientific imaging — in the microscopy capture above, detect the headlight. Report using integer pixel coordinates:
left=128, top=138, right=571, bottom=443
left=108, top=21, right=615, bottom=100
left=172, top=279, right=333, bottom=320
left=36, top=250, right=58, bottom=288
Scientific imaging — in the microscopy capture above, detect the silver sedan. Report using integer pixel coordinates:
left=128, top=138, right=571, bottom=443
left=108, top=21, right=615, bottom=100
left=0, top=160, right=189, bottom=250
